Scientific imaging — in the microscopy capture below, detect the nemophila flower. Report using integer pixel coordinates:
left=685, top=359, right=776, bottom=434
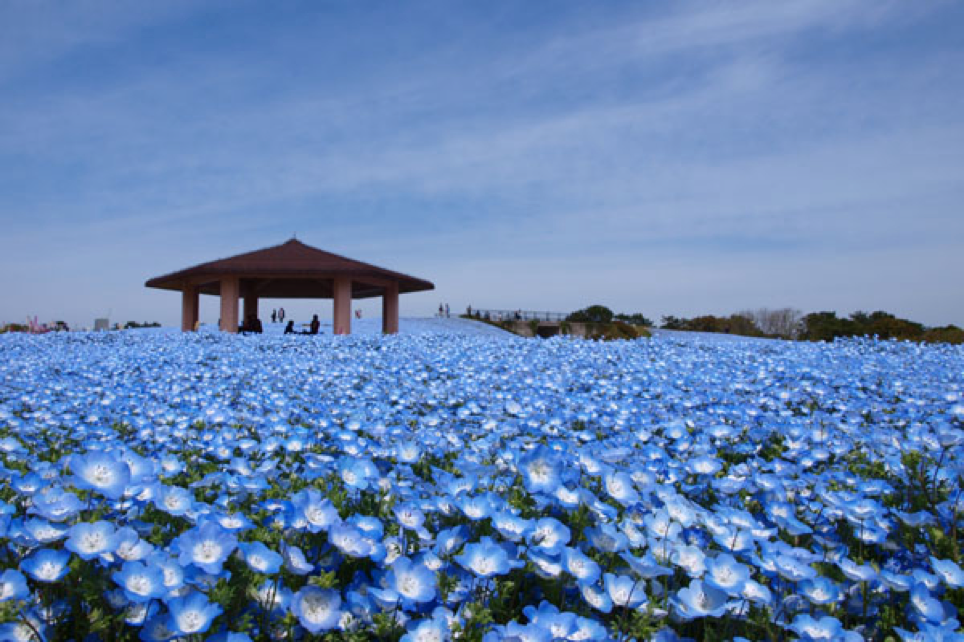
left=28, top=486, right=83, bottom=522
left=492, top=511, right=534, bottom=542
left=21, top=548, right=70, bottom=583
left=703, top=553, right=750, bottom=596
left=174, top=521, right=238, bottom=574
left=584, top=523, right=629, bottom=553
left=671, top=543, right=707, bottom=578
left=167, top=592, right=224, bottom=635
left=292, top=586, right=342, bottom=633
left=291, top=488, right=340, bottom=533
left=330, top=522, right=376, bottom=558
left=880, top=569, right=914, bottom=592
left=570, top=615, right=608, bottom=641
left=787, top=614, right=852, bottom=641
left=112, top=560, right=167, bottom=602
left=604, top=573, right=646, bottom=609
left=23, top=518, right=69, bottom=545
left=741, top=578, right=773, bottom=606
left=838, top=558, right=878, bottom=584
left=385, top=556, right=438, bottom=605
left=775, top=554, right=818, bottom=582
left=115, top=527, right=154, bottom=562
left=528, top=517, right=570, bottom=553
left=215, top=512, right=255, bottom=533
left=672, top=579, right=728, bottom=620
left=711, top=526, right=755, bottom=553
left=69, top=450, right=131, bottom=499
left=602, top=470, right=640, bottom=506
left=456, top=537, right=522, bottom=578
left=456, top=493, right=495, bottom=521
left=561, top=547, right=601, bottom=584
left=523, top=601, right=577, bottom=639
left=337, top=456, right=378, bottom=491
left=66, top=520, right=118, bottom=560
left=434, top=525, right=470, bottom=557
left=153, top=484, right=194, bottom=516
left=799, top=576, right=841, bottom=606
left=12, top=472, right=44, bottom=496
left=396, top=441, right=420, bottom=464
left=400, top=617, right=449, bottom=642
left=687, top=454, right=722, bottom=476
left=284, top=545, right=315, bottom=575
left=147, top=552, right=185, bottom=594
left=909, top=582, right=946, bottom=623
left=930, top=557, right=964, bottom=588
left=238, top=541, right=283, bottom=575
left=253, top=579, right=293, bottom=612
left=0, top=612, right=47, bottom=642
left=496, top=621, right=552, bottom=642
left=579, top=581, right=613, bottom=614
left=620, top=552, right=673, bottom=579
left=0, top=569, right=29, bottom=602
left=517, top=446, right=562, bottom=494
left=528, top=548, right=564, bottom=579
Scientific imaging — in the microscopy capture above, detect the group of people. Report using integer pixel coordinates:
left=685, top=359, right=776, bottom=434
left=239, top=308, right=322, bottom=335
left=438, top=303, right=450, bottom=318
left=284, top=314, right=321, bottom=335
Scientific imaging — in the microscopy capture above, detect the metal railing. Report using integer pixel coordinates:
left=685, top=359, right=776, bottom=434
left=465, top=309, right=568, bottom=322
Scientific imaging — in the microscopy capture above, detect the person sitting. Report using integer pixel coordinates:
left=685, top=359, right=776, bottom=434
left=284, top=320, right=295, bottom=335
left=309, top=314, right=321, bottom=335
left=240, top=314, right=263, bottom=334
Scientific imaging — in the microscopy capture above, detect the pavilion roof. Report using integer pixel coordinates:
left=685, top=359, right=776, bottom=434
left=145, top=239, right=434, bottom=298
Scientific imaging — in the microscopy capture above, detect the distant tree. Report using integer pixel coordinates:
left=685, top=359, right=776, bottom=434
left=661, top=315, right=685, bottom=330
left=614, top=312, right=653, bottom=326
left=567, top=305, right=614, bottom=324
left=738, top=308, right=802, bottom=338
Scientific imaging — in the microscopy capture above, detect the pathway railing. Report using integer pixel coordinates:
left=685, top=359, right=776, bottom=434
left=465, top=309, right=568, bottom=322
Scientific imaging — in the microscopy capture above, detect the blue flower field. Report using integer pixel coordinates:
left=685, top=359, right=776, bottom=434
left=0, top=327, right=962, bottom=641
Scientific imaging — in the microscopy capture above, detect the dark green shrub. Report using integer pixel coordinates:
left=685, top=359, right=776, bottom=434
left=567, top=305, right=613, bottom=324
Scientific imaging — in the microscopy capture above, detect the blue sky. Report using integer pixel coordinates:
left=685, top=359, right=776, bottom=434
left=2, top=1, right=963, bottom=329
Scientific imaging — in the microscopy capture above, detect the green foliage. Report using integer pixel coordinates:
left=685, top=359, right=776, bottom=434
left=614, top=312, right=653, bottom=326
left=801, top=310, right=962, bottom=344
left=566, top=305, right=614, bottom=324
left=123, top=321, right=162, bottom=329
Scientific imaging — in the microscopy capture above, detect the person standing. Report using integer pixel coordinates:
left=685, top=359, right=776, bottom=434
left=445, top=303, right=450, bottom=318
left=278, top=307, right=286, bottom=323
left=438, top=304, right=444, bottom=318
left=271, top=309, right=277, bottom=324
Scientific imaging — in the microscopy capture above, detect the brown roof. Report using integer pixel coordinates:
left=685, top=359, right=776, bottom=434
left=145, top=239, right=434, bottom=299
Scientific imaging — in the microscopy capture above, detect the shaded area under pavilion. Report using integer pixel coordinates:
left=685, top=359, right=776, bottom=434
left=145, top=239, right=434, bottom=334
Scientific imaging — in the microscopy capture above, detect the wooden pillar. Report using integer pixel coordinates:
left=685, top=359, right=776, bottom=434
left=181, top=285, right=199, bottom=332
left=333, top=276, right=352, bottom=335
left=243, top=292, right=258, bottom=323
left=382, top=282, right=399, bottom=334
left=219, top=277, right=239, bottom=333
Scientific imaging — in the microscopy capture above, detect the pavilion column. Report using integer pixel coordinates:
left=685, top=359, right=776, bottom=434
left=243, top=292, right=258, bottom=323
left=219, top=277, right=239, bottom=333
left=333, top=276, right=352, bottom=335
left=181, top=285, right=199, bottom=332
left=382, top=282, right=399, bottom=334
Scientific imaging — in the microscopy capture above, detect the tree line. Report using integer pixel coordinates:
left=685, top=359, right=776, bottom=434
left=568, top=306, right=963, bottom=344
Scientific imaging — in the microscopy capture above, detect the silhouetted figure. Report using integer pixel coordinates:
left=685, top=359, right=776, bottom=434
left=284, top=320, right=295, bottom=334
left=271, top=309, right=277, bottom=323
left=241, top=314, right=263, bottom=334
left=278, top=307, right=286, bottom=323
left=309, top=314, right=320, bottom=335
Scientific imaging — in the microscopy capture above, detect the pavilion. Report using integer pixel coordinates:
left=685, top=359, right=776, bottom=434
left=145, top=239, right=434, bottom=334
